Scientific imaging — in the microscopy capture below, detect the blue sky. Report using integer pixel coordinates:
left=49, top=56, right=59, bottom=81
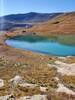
left=0, top=0, right=75, bottom=16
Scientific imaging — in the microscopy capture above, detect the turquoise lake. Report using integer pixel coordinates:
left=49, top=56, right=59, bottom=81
left=5, top=35, right=75, bottom=56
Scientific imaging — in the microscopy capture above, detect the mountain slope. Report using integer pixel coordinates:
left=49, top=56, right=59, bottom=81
left=0, top=21, right=32, bottom=31
left=26, top=12, right=75, bottom=35
left=0, top=12, right=63, bottom=31
left=0, top=12, right=63, bottom=23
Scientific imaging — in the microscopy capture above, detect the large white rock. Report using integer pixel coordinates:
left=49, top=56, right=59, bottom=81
left=0, top=95, right=10, bottom=100
left=55, top=61, right=75, bottom=75
left=10, top=75, right=38, bottom=88
left=0, top=79, right=4, bottom=87
left=10, top=75, right=23, bottom=85
left=56, top=83, right=75, bottom=95
left=54, top=77, right=59, bottom=81
left=18, top=95, right=47, bottom=100
left=0, top=95, right=47, bottom=100
left=40, top=86, right=47, bottom=92
left=19, top=83, right=38, bottom=88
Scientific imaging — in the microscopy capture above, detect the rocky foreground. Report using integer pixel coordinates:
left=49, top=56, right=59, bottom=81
left=0, top=33, right=75, bottom=100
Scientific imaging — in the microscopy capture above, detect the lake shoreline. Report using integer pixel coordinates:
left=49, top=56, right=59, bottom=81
left=5, top=34, right=75, bottom=56
left=0, top=32, right=75, bottom=99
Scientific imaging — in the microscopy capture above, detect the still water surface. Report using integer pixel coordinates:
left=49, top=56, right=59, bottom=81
left=5, top=35, right=75, bottom=56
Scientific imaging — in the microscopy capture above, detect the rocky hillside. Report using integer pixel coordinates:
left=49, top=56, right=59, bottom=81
left=0, top=21, right=33, bottom=31
left=26, top=12, right=75, bottom=35
left=0, top=12, right=62, bottom=31
left=0, top=12, right=62, bottom=23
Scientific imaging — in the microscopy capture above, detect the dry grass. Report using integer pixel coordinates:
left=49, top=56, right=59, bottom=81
left=47, top=92, right=75, bottom=100
left=25, top=12, right=75, bottom=36
left=62, top=75, right=75, bottom=90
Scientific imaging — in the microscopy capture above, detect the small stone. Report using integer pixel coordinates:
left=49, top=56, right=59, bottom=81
left=40, top=86, right=47, bottom=92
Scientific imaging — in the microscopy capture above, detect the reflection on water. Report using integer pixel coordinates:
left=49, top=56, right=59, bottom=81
left=5, top=35, right=75, bottom=56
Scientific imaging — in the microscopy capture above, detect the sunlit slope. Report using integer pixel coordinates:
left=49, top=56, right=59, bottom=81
left=26, top=12, right=75, bottom=35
